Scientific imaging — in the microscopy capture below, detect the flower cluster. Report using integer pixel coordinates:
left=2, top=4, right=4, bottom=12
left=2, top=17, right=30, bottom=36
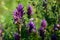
left=13, top=4, right=24, bottom=24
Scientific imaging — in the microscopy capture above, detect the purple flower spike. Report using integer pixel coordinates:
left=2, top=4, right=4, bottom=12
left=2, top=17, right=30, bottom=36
left=41, top=19, right=47, bottom=28
left=13, top=4, right=24, bottom=24
left=14, top=33, right=20, bottom=40
left=27, top=5, right=33, bottom=18
left=17, top=4, right=24, bottom=18
left=28, top=21, right=36, bottom=33
left=39, top=19, right=47, bottom=40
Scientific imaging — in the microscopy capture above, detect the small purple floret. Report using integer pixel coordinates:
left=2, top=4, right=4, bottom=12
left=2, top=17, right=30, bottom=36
left=41, top=19, right=47, bottom=28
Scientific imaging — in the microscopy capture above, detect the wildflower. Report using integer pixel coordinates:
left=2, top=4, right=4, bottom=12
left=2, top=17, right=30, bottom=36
left=41, top=19, right=47, bottom=28
left=39, top=19, right=47, bottom=40
left=13, top=4, right=24, bottom=24
left=27, top=5, right=33, bottom=18
left=28, top=21, right=36, bottom=33
left=17, top=4, right=24, bottom=18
